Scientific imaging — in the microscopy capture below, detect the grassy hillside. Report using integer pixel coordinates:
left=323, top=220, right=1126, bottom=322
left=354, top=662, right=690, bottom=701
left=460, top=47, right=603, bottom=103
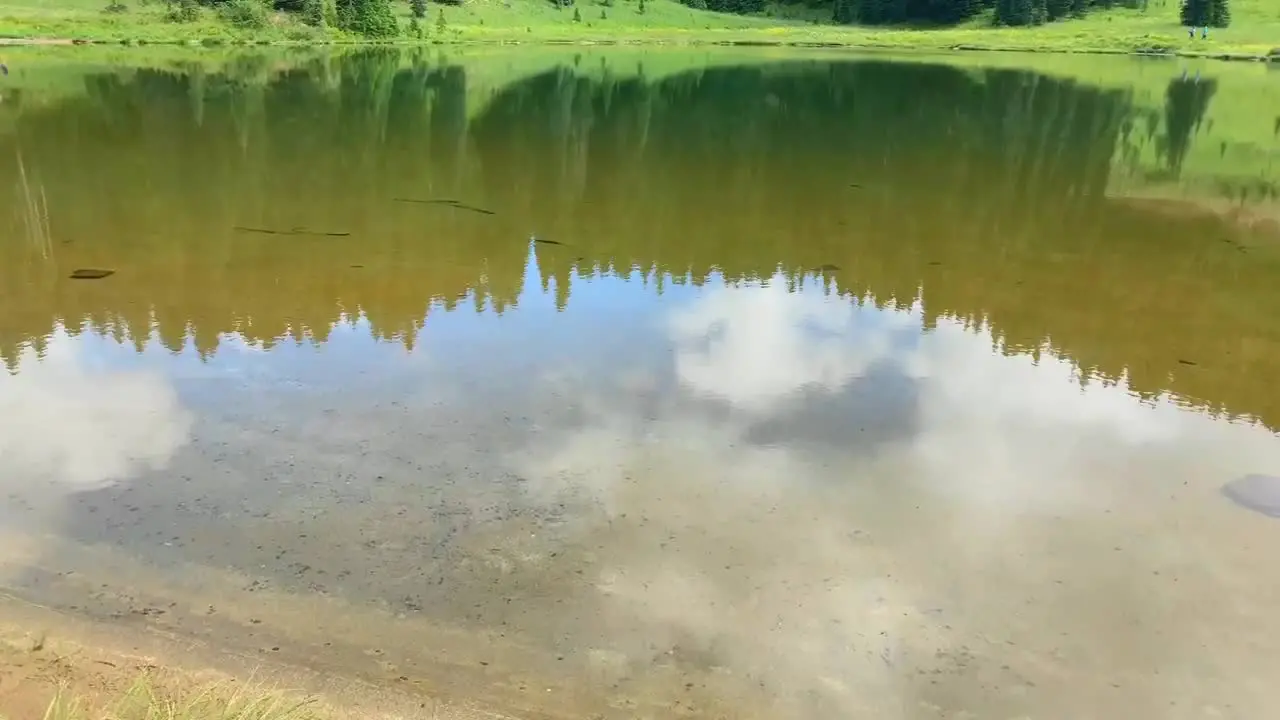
left=0, top=0, right=1277, bottom=55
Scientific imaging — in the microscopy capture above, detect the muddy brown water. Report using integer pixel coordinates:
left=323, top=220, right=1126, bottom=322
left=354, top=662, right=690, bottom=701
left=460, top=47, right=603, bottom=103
left=1, top=49, right=1279, bottom=719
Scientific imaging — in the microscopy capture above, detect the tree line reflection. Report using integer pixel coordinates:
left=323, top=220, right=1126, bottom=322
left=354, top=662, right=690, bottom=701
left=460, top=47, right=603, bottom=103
left=0, top=50, right=1275, bottom=427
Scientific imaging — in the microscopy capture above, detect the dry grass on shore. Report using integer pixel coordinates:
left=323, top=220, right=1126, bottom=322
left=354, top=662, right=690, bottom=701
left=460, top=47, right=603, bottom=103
left=31, top=676, right=327, bottom=720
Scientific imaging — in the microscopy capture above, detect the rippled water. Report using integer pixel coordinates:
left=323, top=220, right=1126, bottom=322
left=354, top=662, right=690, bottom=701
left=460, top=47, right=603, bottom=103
left=1, top=48, right=1279, bottom=719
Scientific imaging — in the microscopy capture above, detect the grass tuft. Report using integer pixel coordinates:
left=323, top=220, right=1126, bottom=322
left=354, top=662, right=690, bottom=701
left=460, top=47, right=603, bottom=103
left=37, top=675, right=327, bottom=720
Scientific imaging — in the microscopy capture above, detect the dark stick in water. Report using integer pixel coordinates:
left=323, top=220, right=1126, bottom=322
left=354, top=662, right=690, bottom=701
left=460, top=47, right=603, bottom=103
left=393, top=198, right=496, bottom=216
left=291, top=228, right=352, bottom=237
left=234, top=226, right=350, bottom=237
left=234, top=226, right=287, bottom=235
left=69, top=268, right=115, bottom=280
left=393, top=198, right=462, bottom=205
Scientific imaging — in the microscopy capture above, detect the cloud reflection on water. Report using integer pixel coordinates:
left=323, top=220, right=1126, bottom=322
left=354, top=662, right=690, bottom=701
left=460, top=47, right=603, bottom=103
left=0, top=327, right=193, bottom=494
left=669, top=274, right=918, bottom=414
left=511, top=270, right=1280, bottom=719
left=3, top=268, right=1279, bottom=719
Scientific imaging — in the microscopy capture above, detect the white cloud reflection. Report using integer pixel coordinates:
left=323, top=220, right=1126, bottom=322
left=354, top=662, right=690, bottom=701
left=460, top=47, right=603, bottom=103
left=0, top=329, right=193, bottom=493
left=511, top=272, right=1280, bottom=719
left=669, top=274, right=915, bottom=413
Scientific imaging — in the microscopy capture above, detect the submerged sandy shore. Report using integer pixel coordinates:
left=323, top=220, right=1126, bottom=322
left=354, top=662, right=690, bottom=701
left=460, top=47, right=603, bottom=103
left=0, top=588, right=530, bottom=720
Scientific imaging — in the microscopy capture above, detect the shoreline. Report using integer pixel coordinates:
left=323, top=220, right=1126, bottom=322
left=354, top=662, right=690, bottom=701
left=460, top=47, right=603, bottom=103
left=0, top=525, right=595, bottom=720
left=0, top=591, right=515, bottom=720
left=0, top=29, right=1276, bottom=63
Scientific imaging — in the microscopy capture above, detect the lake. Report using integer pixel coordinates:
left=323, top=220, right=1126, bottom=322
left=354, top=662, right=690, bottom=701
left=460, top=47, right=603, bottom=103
left=0, top=47, right=1278, bottom=719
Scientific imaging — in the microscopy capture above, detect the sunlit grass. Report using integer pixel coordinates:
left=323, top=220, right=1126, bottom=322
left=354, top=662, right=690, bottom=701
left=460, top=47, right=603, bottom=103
left=34, top=675, right=326, bottom=720
left=0, top=0, right=326, bottom=43
left=0, top=0, right=1275, bottom=54
left=392, top=0, right=1280, bottom=58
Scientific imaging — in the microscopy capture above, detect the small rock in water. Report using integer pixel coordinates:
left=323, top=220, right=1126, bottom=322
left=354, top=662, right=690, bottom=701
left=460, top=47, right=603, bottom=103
left=69, top=268, right=114, bottom=280
left=1221, top=474, right=1280, bottom=518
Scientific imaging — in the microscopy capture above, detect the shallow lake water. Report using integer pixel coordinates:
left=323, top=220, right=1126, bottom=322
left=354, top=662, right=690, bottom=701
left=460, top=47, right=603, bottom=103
left=1, top=48, right=1279, bottom=719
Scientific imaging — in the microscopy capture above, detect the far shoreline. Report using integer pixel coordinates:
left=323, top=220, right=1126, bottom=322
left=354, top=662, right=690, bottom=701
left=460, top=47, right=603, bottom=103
left=0, top=34, right=1274, bottom=64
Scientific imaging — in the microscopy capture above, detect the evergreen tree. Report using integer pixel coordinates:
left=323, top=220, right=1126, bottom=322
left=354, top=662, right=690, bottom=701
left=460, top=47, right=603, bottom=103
left=1209, top=0, right=1229, bottom=26
left=923, top=0, right=985, bottom=23
left=1045, top=0, right=1071, bottom=20
left=685, top=0, right=991, bottom=23
left=410, top=0, right=426, bottom=18
left=995, top=0, right=1046, bottom=25
left=167, top=0, right=200, bottom=22
left=336, top=0, right=398, bottom=36
left=856, top=0, right=904, bottom=24
left=1180, top=0, right=1210, bottom=26
left=831, top=0, right=855, bottom=23
left=301, top=0, right=326, bottom=25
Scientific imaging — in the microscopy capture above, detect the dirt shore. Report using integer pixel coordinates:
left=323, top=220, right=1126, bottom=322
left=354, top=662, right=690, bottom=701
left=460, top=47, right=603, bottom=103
left=0, top=593, right=518, bottom=720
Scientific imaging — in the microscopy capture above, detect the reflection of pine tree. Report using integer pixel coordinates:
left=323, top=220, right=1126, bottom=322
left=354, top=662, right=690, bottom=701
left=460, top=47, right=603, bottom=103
left=1162, top=76, right=1218, bottom=175
left=0, top=54, right=1135, bottom=375
left=3, top=54, right=1276, bottom=429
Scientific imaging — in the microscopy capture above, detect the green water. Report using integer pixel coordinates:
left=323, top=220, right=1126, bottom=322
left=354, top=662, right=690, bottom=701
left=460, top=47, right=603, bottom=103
left=0, top=48, right=1278, bottom=719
